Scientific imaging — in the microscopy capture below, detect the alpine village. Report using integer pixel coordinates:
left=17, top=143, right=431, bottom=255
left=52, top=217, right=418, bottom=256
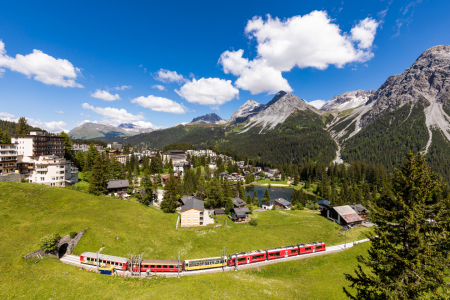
left=2, top=2, right=450, bottom=299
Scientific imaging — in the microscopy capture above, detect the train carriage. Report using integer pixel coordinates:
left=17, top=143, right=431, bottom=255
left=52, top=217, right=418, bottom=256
left=298, top=241, right=326, bottom=254
left=137, top=260, right=183, bottom=272
left=228, top=250, right=266, bottom=266
left=265, top=245, right=300, bottom=260
left=80, top=252, right=129, bottom=271
left=184, top=256, right=227, bottom=271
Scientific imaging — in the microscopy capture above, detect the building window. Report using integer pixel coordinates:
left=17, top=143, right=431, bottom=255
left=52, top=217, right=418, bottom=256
left=40, top=177, right=45, bottom=181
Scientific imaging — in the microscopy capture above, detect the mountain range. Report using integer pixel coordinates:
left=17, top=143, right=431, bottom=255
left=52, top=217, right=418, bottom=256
left=70, top=45, right=450, bottom=180
left=68, top=122, right=155, bottom=140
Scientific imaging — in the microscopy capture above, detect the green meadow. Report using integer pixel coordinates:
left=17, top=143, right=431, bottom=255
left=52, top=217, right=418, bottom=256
left=0, top=182, right=370, bottom=299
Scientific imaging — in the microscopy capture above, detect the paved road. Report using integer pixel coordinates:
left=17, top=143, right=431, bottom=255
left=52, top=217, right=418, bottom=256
left=60, top=238, right=370, bottom=278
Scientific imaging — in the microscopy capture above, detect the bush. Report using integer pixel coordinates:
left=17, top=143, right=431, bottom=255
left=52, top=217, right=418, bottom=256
left=296, top=204, right=304, bottom=210
left=249, top=219, right=258, bottom=226
left=21, top=179, right=28, bottom=183
left=271, top=205, right=276, bottom=210
left=69, top=231, right=77, bottom=238
left=305, top=201, right=319, bottom=210
left=39, top=234, right=60, bottom=252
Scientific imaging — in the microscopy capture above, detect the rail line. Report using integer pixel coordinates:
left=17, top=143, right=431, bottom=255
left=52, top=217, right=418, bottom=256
left=60, top=238, right=370, bottom=278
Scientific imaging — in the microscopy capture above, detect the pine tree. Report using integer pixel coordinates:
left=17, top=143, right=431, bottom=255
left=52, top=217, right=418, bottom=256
left=88, top=152, right=107, bottom=195
left=75, top=150, right=85, bottom=170
left=253, top=190, right=259, bottom=206
left=261, top=188, right=271, bottom=203
left=141, top=175, right=154, bottom=205
left=160, top=174, right=179, bottom=213
left=225, top=197, right=234, bottom=214
left=344, top=153, right=450, bottom=299
left=0, top=128, right=11, bottom=143
left=16, top=117, right=29, bottom=135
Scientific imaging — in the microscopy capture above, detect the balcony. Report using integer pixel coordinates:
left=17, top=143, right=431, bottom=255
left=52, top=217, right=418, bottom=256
left=0, top=152, right=17, bottom=156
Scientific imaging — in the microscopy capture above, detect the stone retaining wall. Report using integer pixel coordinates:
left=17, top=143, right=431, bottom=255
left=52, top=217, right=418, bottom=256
left=0, top=173, right=21, bottom=183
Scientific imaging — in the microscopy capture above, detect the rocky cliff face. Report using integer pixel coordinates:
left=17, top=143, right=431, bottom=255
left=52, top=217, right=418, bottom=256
left=191, top=113, right=225, bottom=124
left=229, top=99, right=264, bottom=124
left=321, top=89, right=375, bottom=111
left=328, top=45, right=450, bottom=152
left=240, top=92, right=321, bottom=133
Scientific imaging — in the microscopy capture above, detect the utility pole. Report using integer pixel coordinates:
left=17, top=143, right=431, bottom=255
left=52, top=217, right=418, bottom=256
left=221, top=247, right=225, bottom=272
left=96, top=251, right=99, bottom=271
left=178, top=251, right=180, bottom=278
left=345, top=230, right=347, bottom=249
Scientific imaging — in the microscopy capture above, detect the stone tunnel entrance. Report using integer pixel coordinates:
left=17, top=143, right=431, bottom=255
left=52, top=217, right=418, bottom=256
left=58, top=243, right=69, bottom=258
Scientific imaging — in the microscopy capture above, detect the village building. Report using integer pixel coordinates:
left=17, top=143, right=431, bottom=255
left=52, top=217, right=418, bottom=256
left=107, top=142, right=122, bottom=150
left=106, top=179, right=130, bottom=193
left=322, top=205, right=364, bottom=227
left=173, top=161, right=191, bottom=176
left=349, top=204, right=370, bottom=220
left=262, top=198, right=292, bottom=210
left=162, top=150, right=186, bottom=162
left=228, top=197, right=251, bottom=223
left=180, top=198, right=214, bottom=227
left=0, top=143, right=17, bottom=175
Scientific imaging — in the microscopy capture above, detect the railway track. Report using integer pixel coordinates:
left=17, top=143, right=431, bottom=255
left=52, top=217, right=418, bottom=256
left=60, top=238, right=369, bottom=278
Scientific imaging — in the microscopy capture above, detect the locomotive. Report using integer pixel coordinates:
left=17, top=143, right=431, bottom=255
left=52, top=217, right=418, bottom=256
left=80, top=241, right=325, bottom=273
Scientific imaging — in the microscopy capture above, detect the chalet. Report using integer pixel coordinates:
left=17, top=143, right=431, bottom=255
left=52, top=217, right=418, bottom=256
left=322, top=205, right=364, bottom=227
left=208, top=162, right=217, bottom=169
left=161, top=173, right=178, bottom=186
left=106, top=179, right=129, bottom=193
left=179, top=196, right=197, bottom=207
left=349, top=204, right=370, bottom=220
left=173, top=161, right=191, bottom=176
left=214, top=209, right=225, bottom=215
left=316, top=200, right=331, bottom=211
left=254, top=167, right=262, bottom=172
left=262, top=198, right=292, bottom=210
left=231, top=198, right=247, bottom=208
left=231, top=207, right=251, bottom=223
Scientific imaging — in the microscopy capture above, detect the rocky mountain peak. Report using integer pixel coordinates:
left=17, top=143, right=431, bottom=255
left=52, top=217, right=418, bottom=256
left=191, top=113, right=224, bottom=124
left=321, top=89, right=375, bottom=111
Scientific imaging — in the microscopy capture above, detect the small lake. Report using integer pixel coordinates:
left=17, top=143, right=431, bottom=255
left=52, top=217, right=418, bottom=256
left=244, top=185, right=317, bottom=204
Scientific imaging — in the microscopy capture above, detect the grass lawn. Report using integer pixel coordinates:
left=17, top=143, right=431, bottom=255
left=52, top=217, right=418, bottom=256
left=0, top=182, right=370, bottom=299
left=256, top=179, right=290, bottom=185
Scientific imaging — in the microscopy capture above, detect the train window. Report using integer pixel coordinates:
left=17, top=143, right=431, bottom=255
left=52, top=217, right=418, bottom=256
left=164, top=265, right=168, bottom=268
left=291, top=249, right=298, bottom=253
left=151, top=265, right=155, bottom=268
left=316, top=246, right=323, bottom=249
left=237, top=257, right=246, bottom=262
left=253, top=254, right=265, bottom=260
left=305, top=247, right=312, bottom=251
left=269, top=252, right=280, bottom=257
left=157, top=265, right=161, bottom=268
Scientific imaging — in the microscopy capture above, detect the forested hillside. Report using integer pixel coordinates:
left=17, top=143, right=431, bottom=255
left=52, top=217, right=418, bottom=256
left=340, top=103, right=429, bottom=172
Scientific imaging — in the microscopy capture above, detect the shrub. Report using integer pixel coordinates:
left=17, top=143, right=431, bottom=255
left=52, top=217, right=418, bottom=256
left=39, top=234, right=60, bottom=252
left=69, top=231, right=77, bottom=239
left=21, top=179, right=28, bottom=183
left=249, top=219, right=258, bottom=226
left=271, top=205, right=276, bottom=210
left=296, top=204, right=304, bottom=210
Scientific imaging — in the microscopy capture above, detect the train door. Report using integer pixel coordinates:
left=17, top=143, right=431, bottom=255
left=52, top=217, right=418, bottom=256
left=247, top=256, right=250, bottom=264
left=285, top=251, right=288, bottom=258
left=313, top=247, right=315, bottom=253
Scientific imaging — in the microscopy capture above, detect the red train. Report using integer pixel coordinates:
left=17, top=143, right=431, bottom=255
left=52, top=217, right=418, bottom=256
left=80, top=241, right=326, bottom=273
left=228, top=242, right=326, bottom=267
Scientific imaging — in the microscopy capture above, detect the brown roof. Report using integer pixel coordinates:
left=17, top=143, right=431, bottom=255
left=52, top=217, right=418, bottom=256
left=161, top=174, right=171, bottom=179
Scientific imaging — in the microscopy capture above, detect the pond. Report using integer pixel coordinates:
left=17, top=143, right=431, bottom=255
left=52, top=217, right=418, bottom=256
left=244, top=185, right=317, bottom=204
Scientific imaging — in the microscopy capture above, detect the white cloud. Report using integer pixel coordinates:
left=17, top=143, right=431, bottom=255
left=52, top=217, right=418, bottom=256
left=0, top=112, right=66, bottom=132
left=219, top=11, right=379, bottom=94
left=55, top=110, right=64, bottom=114
left=220, top=50, right=292, bottom=94
left=114, top=85, right=132, bottom=91
left=152, top=84, right=166, bottom=91
left=82, top=103, right=145, bottom=126
left=155, top=69, right=187, bottom=84
left=0, top=39, right=83, bottom=88
left=90, top=89, right=121, bottom=101
left=351, top=18, right=379, bottom=49
left=308, top=100, right=327, bottom=109
left=132, top=121, right=165, bottom=130
left=80, top=113, right=90, bottom=117
left=131, top=95, right=186, bottom=114
left=175, top=77, right=239, bottom=107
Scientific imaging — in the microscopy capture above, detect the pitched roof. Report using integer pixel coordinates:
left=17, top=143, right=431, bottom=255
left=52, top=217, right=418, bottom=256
left=106, top=179, right=129, bottom=190
left=179, top=196, right=196, bottom=205
left=333, top=205, right=364, bottom=223
left=231, top=198, right=247, bottom=207
left=349, top=204, right=370, bottom=214
left=181, top=198, right=204, bottom=212
left=214, top=209, right=225, bottom=215
left=233, top=207, right=250, bottom=217
left=316, top=199, right=330, bottom=206
left=261, top=198, right=291, bottom=207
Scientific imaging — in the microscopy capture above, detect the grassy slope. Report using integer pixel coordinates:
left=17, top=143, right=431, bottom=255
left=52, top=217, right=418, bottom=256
left=0, top=182, right=369, bottom=299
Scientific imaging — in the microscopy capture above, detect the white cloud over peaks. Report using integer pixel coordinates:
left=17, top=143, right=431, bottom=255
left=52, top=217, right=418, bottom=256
left=132, top=121, right=165, bottom=130
left=176, top=78, right=239, bottom=107
left=0, top=39, right=83, bottom=88
left=0, top=112, right=66, bottom=132
left=155, top=69, right=187, bottom=84
left=308, top=100, right=327, bottom=109
left=81, top=103, right=144, bottom=126
left=114, top=85, right=132, bottom=91
left=152, top=84, right=166, bottom=91
left=219, top=50, right=292, bottom=94
left=219, top=11, right=379, bottom=94
left=90, top=89, right=121, bottom=101
left=131, top=95, right=186, bottom=114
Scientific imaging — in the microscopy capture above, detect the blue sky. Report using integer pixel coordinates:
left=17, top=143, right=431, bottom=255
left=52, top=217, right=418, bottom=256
left=0, top=0, right=448, bottom=132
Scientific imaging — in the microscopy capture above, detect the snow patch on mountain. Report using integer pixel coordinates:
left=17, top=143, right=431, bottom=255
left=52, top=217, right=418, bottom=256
left=321, top=90, right=374, bottom=111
